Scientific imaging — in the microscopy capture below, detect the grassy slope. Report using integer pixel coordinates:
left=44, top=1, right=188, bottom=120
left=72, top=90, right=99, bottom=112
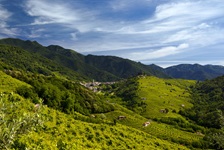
left=103, top=106, right=203, bottom=147
left=138, top=76, right=195, bottom=118
left=17, top=106, right=190, bottom=150
left=0, top=71, right=30, bottom=92
left=100, top=76, right=203, bottom=147
left=0, top=71, right=190, bottom=149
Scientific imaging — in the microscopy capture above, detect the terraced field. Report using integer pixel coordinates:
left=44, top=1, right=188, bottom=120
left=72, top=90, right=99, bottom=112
left=0, top=93, right=190, bottom=150
left=103, top=108, right=203, bottom=147
left=137, top=76, right=195, bottom=118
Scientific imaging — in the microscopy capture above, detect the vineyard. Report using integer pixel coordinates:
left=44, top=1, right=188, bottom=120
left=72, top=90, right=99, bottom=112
left=0, top=93, right=189, bottom=149
left=0, top=69, right=219, bottom=149
left=137, top=76, right=195, bottom=118
left=103, top=109, right=203, bottom=147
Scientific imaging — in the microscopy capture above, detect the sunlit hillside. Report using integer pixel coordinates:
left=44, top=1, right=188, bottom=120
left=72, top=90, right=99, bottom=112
left=0, top=72, right=190, bottom=149
left=137, top=76, right=195, bottom=118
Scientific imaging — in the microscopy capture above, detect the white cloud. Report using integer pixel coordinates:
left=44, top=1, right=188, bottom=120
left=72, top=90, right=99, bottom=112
left=18, top=0, right=224, bottom=66
left=129, top=43, right=189, bottom=61
left=0, top=4, right=18, bottom=36
left=109, top=0, right=153, bottom=11
left=0, top=5, right=11, bottom=20
left=24, top=0, right=98, bottom=32
left=25, top=0, right=79, bottom=24
left=28, top=28, right=45, bottom=38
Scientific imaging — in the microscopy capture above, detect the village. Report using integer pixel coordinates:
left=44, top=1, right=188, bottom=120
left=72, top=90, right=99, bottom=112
left=80, top=80, right=116, bottom=92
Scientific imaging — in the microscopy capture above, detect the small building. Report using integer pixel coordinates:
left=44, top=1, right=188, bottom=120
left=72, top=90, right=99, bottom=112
left=143, top=122, right=150, bottom=127
left=160, top=109, right=168, bottom=113
left=118, top=116, right=126, bottom=120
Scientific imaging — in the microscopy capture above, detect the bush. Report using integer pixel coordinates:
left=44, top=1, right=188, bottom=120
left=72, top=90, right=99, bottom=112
left=0, top=94, right=44, bottom=149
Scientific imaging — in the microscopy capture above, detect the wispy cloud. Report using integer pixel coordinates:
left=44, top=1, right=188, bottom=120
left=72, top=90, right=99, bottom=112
left=24, top=0, right=98, bottom=32
left=0, top=4, right=18, bottom=37
left=129, top=43, right=189, bottom=61
left=25, top=0, right=79, bottom=25
left=109, top=0, right=153, bottom=12
left=1, top=0, right=224, bottom=67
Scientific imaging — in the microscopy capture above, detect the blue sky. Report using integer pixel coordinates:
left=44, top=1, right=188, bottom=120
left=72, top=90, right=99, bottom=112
left=0, top=0, right=224, bottom=67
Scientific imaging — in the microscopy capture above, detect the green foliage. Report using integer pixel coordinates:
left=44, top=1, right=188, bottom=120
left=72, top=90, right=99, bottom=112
left=114, top=76, right=194, bottom=119
left=111, top=78, right=147, bottom=114
left=155, top=117, right=205, bottom=133
left=0, top=38, right=169, bottom=81
left=103, top=109, right=204, bottom=148
left=179, top=75, right=224, bottom=149
left=0, top=71, right=30, bottom=93
left=8, top=71, right=115, bottom=115
left=0, top=93, right=44, bottom=149
left=85, top=55, right=169, bottom=79
left=14, top=105, right=190, bottom=150
left=0, top=92, right=190, bottom=149
left=3, top=38, right=224, bottom=149
left=183, top=76, right=224, bottom=129
left=0, top=44, right=87, bottom=81
left=203, top=128, right=224, bottom=150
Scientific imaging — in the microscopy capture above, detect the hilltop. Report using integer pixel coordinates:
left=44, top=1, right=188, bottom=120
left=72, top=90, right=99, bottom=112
left=0, top=38, right=169, bottom=81
left=1, top=38, right=224, bottom=81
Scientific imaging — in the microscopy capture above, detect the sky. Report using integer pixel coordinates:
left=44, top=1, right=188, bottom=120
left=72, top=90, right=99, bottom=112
left=0, top=0, right=224, bottom=67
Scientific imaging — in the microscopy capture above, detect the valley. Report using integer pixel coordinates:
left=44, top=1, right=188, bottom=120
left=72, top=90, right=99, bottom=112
left=0, top=38, right=224, bottom=149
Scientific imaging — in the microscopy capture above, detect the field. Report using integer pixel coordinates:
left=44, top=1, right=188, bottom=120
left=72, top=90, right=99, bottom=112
left=0, top=72, right=203, bottom=150
left=0, top=94, right=190, bottom=149
left=137, top=76, right=195, bottom=118
left=103, top=108, right=203, bottom=147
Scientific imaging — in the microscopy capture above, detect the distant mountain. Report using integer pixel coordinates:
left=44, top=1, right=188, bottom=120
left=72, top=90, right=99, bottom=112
left=148, top=64, right=165, bottom=72
left=84, top=55, right=169, bottom=79
left=164, top=64, right=224, bottom=80
left=0, top=38, right=168, bottom=81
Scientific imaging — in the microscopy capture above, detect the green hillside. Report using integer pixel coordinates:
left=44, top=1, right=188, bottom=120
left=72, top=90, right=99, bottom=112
left=0, top=72, right=190, bottom=149
left=165, top=64, right=224, bottom=81
left=0, top=67, right=202, bottom=149
left=85, top=55, right=169, bottom=79
left=101, top=76, right=204, bottom=147
left=103, top=75, right=224, bottom=149
left=0, top=38, right=168, bottom=81
left=0, top=44, right=86, bottom=81
left=137, top=76, right=195, bottom=119
left=0, top=71, right=31, bottom=92
left=1, top=38, right=224, bottom=149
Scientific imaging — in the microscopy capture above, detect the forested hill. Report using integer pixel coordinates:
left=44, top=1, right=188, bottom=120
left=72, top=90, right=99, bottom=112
left=0, top=38, right=169, bottom=81
left=183, top=75, right=224, bottom=129
left=180, top=75, right=224, bottom=149
left=165, top=64, right=224, bottom=81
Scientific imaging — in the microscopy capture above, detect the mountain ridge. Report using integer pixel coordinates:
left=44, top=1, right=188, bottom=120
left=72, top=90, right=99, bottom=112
left=1, top=38, right=224, bottom=81
left=1, top=38, right=224, bottom=149
left=164, top=63, right=224, bottom=80
left=0, top=38, right=169, bottom=81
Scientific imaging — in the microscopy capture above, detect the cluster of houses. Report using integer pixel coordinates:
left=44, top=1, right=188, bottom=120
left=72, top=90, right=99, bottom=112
left=80, top=80, right=115, bottom=92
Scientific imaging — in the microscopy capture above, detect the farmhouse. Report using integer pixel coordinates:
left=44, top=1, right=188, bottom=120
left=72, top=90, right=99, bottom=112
left=118, top=116, right=126, bottom=120
left=142, top=121, right=150, bottom=127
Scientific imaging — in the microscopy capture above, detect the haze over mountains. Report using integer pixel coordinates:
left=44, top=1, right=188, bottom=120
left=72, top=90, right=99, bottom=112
left=1, top=38, right=224, bottom=81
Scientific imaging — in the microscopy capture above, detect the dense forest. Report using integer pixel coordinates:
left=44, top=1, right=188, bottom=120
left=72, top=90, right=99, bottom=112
left=181, top=76, right=224, bottom=149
